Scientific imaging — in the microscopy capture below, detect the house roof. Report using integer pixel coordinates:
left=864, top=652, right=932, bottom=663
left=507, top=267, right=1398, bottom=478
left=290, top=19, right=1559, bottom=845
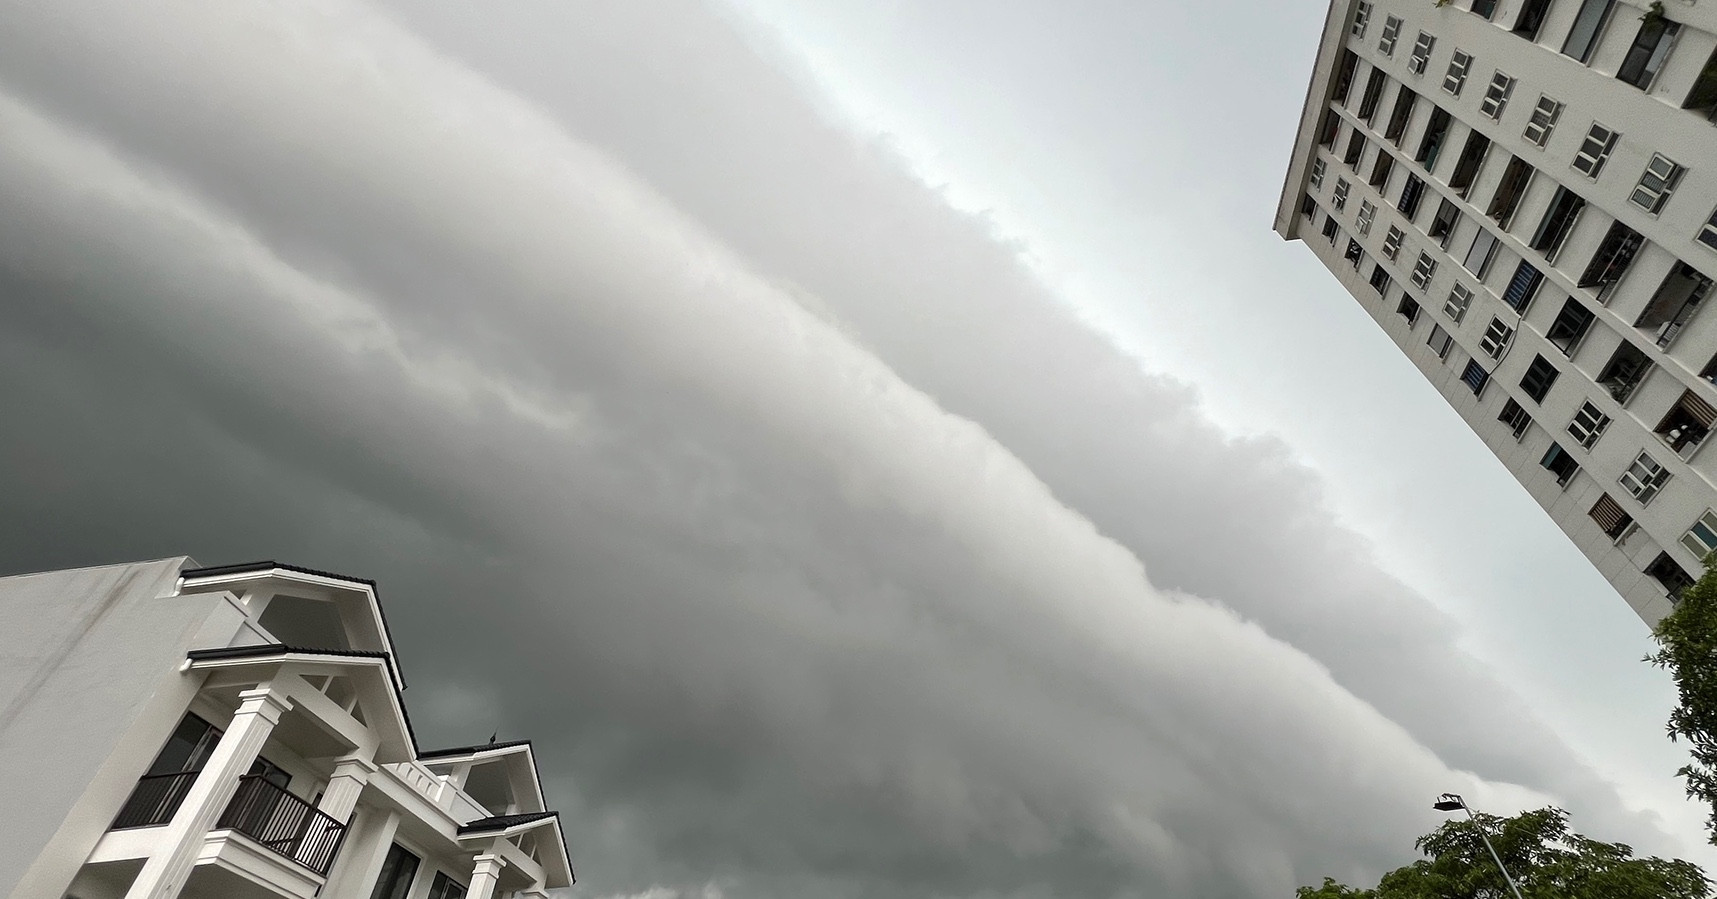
left=456, top=811, right=559, bottom=835
left=418, top=739, right=533, bottom=759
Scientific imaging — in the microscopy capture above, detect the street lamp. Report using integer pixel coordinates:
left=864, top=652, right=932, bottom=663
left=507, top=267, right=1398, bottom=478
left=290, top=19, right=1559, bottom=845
left=1433, top=793, right=1525, bottom=899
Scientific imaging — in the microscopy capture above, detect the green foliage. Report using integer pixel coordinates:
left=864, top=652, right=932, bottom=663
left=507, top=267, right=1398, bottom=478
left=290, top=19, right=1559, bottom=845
left=1650, top=560, right=1717, bottom=847
left=1297, top=807, right=1710, bottom=899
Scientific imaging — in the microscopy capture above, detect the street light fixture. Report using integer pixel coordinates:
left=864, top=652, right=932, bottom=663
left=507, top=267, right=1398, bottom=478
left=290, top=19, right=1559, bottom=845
left=1433, top=793, right=1525, bottom=899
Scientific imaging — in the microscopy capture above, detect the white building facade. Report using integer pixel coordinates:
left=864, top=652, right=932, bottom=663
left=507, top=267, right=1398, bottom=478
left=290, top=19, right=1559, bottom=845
left=1277, top=0, right=1717, bottom=623
left=0, top=559, right=575, bottom=899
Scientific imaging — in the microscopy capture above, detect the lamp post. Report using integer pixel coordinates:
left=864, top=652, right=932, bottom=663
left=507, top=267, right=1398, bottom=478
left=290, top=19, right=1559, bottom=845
left=1433, top=793, right=1525, bottom=899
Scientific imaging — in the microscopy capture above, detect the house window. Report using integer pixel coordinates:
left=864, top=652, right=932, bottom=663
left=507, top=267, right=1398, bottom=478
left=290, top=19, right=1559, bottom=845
left=1323, top=214, right=1342, bottom=243
left=1444, top=50, right=1474, bottom=95
left=1629, top=154, right=1685, bottom=216
left=1352, top=0, right=1374, bottom=37
left=1332, top=50, right=1361, bottom=104
left=1462, top=228, right=1500, bottom=277
left=1561, top=0, right=1615, bottom=64
left=1416, top=107, right=1454, bottom=170
left=1590, top=494, right=1635, bottom=540
left=1345, top=130, right=1368, bottom=170
left=1700, top=206, right=1717, bottom=252
left=1382, top=225, right=1406, bottom=260
left=1577, top=221, right=1644, bottom=297
left=1485, top=155, right=1534, bottom=229
left=1655, top=389, right=1717, bottom=457
left=1646, top=552, right=1696, bottom=601
left=1682, top=510, right=1717, bottom=561
left=1409, top=32, right=1437, bottom=76
left=1369, top=263, right=1393, bottom=295
left=1397, top=295, right=1423, bottom=325
left=1384, top=85, right=1418, bottom=144
left=1448, top=130, right=1492, bottom=198
left=1686, top=47, right=1717, bottom=119
left=1522, top=95, right=1563, bottom=147
left=1571, top=123, right=1619, bottom=178
left=1597, top=341, right=1652, bottom=403
left=1461, top=358, right=1491, bottom=395
left=1502, top=260, right=1545, bottom=312
left=1428, top=323, right=1455, bottom=358
left=1569, top=401, right=1612, bottom=448
left=1520, top=354, right=1560, bottom=402
left=1445, top=283, right=1474, bottom=322
left=1370, top=152, right=1395, bottom=190
left=1411, top=252, right=1438, bottom=289
left=1301, top=195, right=1318, bottom=218
left=1398, top=175, right=1428, bottom=219
left=1620, top=450, right=1671, bottom=504
left=1541, top=442, right=1580, bottom=486
left=1346, top=238, right=1365, bottom=266
left=1471, top=0, right=1500, bottom=20
left=1380, top=15, right=1404, bottom=56
left=1357, top=200, right=1376, bottom=235
left=1319, top=108, right=1343, bottom=147
left=1498, top=398, right=1533, bottom=439
left=1359, top=68, right=1390, bottom=122
left=1310, top=158, right=1327, bottom=190
left=427, top=872, right=469, bottom=899
left=369, top=844, right=423, bottom=899
left=1430, top=197, right=1462, bottom=247
left=1480, top=72, right=1515, bottom=119
left=1546, top=298, right=1596, bottom=355
left=1617, top=15, right=1680, bottom=89
left=1333, top=178, right=1351, bottom=212
left=1480, top=317, right=1515, bottom=360
left=1635, top=262, right=1713, bottom=349
left=1513, top=0, right=1554, bottom=40
left=1530, top=186, right=1585, bottom=260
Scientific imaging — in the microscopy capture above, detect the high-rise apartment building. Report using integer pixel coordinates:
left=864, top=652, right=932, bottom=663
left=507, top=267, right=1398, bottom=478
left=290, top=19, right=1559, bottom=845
left=1277, top=0, right=1717, bottom=624
left=0, top=559, right=575, bottom=899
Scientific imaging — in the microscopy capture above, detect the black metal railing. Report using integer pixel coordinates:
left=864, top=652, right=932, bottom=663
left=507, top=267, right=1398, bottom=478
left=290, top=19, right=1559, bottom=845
left=216, top=776, right=347, bottom=876
left=113, top=771, right=201, bottom=829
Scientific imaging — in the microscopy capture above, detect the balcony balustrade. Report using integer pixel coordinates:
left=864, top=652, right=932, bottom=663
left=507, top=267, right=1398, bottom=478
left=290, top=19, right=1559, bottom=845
left=112, top=772, right=347, bottom=876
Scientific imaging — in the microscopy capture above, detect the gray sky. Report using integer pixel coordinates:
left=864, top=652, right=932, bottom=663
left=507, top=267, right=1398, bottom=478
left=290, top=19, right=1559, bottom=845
left=0, top=1, right=1706, bottom=897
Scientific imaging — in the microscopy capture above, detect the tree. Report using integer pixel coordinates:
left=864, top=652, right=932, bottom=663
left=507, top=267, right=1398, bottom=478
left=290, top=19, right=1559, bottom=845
left=1296, top=807, right=1710, bottom=899
left=1650, top=560, right=1717, bottom=848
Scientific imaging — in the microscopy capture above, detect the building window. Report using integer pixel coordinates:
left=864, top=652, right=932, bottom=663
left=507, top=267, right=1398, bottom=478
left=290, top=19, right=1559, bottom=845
left=369, top=844, right=423, bottom=899
left=1620, top=450, right=1672, bottom=504
left=1346, top=237, right=1365, bottom=266
left=1333, top=178, right=1351, bottom=211
left=1530, top=186, right=1585, bottom=260
left=1471, top=0, right=1500, bottom=20
left=1701, top=206, right=1717, bottom=252
left=1444, top=50, right=1474, bottom=95
left=1479, top=71, right=1515, bottom=119
left=1520, top=354, right=1560, bottom=403
left=1428, top=323, right=1455, bottom=358
left=1319, top=108, right=1343, bottom=147
left=1382, top=225, right=1406, bottom=260
left=1682, top=510, right=1717, bottom=561
left=1380, top=15, right=1404, bottom=55
left=1356, top=200, right=1376, bottom=235
left=1359, top=68, right=1389, bottom=122
left=1646, top=552, right=1696, bottom=601
left=1572, top=123, right=1619, bottom=178
left=1461, top=358, right=1491, bottom=395
left=1370, top=152, right=1395, bottom=190
left=1546, top=298, right=1596, bottom=355
left=1462, top=228, right=1500, bottom=277
left=1502, top=260, right=1545, bottom=313
left=1398, top=174, right=1428, bottom=219
left=1561, top=0, right=1615, bottom=64
left=1352, top=0, right=1374, bottom=37
left=1590, top=493, right=1635, bottom=540
left=427, top=872, right=469, bottom=899
left=1370, top=263, right=1393, bottom=295
left=1629, top=154, right=1685, bottom=215
left=1635, top=262, right=1713, bottom=349
left=1577, top=221, right=1644, bottom=298
left=1301, top=195, right=1318, bottom=218
left=1384, top=85, right=1418, bottom=144
left=1485, top=155, right=1534, bottom=229
left=1397, top=295, right=1423, bottom=325
left=1541, top=442, right=1580, bottom=486
left=1448, top=131, right=1492, bottom=198
left=1345, top=130, right=1368, bottom=170
left=1480, top=317, right=1515, bottom=360
left=1323, top=214, right=1342, bottom=243
left=1429, top=197, right=1462, bottom=247
left=1597, top=341, right=1652, bottom=403
left=1514, top=0, right=1554, bottom=40
left=1522, top=95, right=1563, bottom=147
left=1498, top=398, right=1533, bottom=439
left=1686, top=48, right=1717, bottom=119
left=1409, top=32, right=1437, bottom=76
left=1411, top=252, right=1438, bottom=289
left=1332, top=50, right=1361, bottom=104
left=1310, top=158, right=1327, bottom=190
left=1617, top=15, right=1680, bottom=90
left=1416, top=106, right=1454, bottom=170
left=1445, top=283, right=1474, bottom=322
left=1656, top=389, right=1717, bottom=457
left=1569, top=401, right=1612, bottom=448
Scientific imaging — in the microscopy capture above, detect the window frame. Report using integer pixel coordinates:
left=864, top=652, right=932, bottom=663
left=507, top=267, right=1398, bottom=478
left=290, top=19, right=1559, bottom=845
left=1411, top=251, right=1438, bottom=289
left=1569, top=401, right=1612, bottom=448
left=1379, top=15, right=1404, bottom=56
left=1571, top=122, right=1620, bottom=178
left=1629, top=153, right=1685, bottom=216
left=1522, top=95, right=1563, bottom=148
left=1443, top=50, right=1475, bottom=96
left=1409, top=32, right=1437, bottom=76
left=1620, top=450, right=1672, bottom=505
left=1445, top=283, right=1475, bottom=322
left=1479, top=71, right=1516, bottom=120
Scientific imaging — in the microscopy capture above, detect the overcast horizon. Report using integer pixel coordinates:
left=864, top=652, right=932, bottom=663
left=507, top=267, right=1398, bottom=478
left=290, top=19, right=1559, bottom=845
left=0, top=1, right=1710, bottom=897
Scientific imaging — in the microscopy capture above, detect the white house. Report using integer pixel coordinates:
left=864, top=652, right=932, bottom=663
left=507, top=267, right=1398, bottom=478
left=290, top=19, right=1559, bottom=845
left=1277, top=0, right=1717, bottom=623
left=0, top=559, right=575, bottom=899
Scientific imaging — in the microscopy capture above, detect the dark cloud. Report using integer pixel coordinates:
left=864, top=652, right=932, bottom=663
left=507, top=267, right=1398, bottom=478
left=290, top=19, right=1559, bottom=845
left=0, top=2, right=1688, bottom=897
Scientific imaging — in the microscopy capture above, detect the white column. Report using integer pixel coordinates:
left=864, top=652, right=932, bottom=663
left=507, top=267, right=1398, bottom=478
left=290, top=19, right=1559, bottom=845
left=316, top=753, right=376, bottom=822
left=321, top=807, right=400, bottom=898
left=466, top=853, right=509, bottom=899
left=123, top=684, right=293, bottom=899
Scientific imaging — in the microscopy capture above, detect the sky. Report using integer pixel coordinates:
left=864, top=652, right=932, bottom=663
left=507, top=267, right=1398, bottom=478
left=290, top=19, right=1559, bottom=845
left=0, top=1, right=1706, bottom=897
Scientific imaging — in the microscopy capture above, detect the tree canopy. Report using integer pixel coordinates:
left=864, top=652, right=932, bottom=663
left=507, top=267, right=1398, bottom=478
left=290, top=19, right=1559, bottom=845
left=1296, top=807, right=1709, bottom=899
left=1649, top=560, right=1717, bottom=848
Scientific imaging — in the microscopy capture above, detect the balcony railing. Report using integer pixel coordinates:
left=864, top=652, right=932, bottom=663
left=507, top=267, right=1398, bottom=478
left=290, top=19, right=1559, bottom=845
left=218, top=775, right=347, bottom=876
left=113, top=771, right=201, bottom=829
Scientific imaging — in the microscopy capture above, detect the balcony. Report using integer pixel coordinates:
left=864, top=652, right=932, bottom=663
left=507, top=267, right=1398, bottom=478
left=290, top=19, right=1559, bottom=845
left=111, top=773, right=347, bottom=877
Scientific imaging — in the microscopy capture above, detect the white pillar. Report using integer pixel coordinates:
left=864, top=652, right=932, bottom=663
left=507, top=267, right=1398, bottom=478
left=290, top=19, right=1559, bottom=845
left=123, top=684, right=293, bottom=899
left=316, top=753, right=376, bottom=822
left=321, top=807, right=400, bottom=898
left=466, top=853, right=508, bottom=899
